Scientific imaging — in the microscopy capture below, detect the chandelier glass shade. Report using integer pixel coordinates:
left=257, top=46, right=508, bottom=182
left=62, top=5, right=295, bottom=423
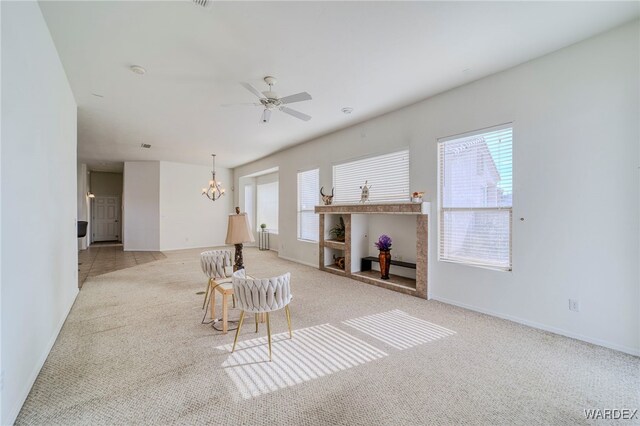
left=202, top=154, right=225, bottom=201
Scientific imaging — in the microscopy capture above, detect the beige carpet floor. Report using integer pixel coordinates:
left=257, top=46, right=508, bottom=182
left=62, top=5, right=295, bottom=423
left=17, top=248, right=639, bottom=425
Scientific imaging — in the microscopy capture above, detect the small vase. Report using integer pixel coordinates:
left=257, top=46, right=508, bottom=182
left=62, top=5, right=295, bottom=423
left=378, top=250, right=391, bottom=280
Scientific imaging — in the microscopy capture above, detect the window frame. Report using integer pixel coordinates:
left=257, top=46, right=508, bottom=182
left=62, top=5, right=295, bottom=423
left=297, top=167, right=320, bottom=243
left=437, top=123, right=513, bottom=272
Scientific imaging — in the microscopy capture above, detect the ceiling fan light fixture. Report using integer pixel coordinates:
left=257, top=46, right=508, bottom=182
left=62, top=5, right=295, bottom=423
left=239, top=76, right=313, bottom=123
left=262, top=90, right=279, bottom=100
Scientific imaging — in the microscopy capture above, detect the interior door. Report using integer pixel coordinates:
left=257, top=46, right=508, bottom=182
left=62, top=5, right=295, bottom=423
left=93, top=196, right=121, bottom=242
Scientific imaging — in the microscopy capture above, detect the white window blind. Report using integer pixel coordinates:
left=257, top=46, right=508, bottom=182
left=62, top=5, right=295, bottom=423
left=333, top=149, right=410, bottom=203
left=438, top=125, right=513, bottom=270
left=244, top=184, right=254, bottom=231
left=297, top=169, right=319, bottom=242
left=256, top=181, right=278, bottom=233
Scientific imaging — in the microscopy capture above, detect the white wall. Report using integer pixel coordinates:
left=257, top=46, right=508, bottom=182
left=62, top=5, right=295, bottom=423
left=159, top=161, right=232, bottom=251
left=0, top=2, right=3, bottom=420
left=91, top=171, right=123, bottom=197
left=123, top=161, right=160, bottom=251
left=77, top=163, right=89, bottom=250
left=234, top=21, right=640, bottom=355
left=1, top=2, right=78, bottom=424
left=124, top=160, right=233, bottom=251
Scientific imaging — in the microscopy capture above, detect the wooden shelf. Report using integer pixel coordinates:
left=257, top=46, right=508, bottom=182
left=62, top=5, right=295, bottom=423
left=352, top=270, right=417, bottom=292
left=361, top=256, right=416, bottom=271
left=323, top=239, right=346, bottom=250
left=315, top=202, right=429, bottom=215
left=316, top=204, right=429, bottom=299
left=323, top=264, right=346, bottom=275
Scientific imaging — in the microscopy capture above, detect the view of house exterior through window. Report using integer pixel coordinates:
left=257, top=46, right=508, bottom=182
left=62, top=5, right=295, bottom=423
left=438, top=126, right=513, bottom=270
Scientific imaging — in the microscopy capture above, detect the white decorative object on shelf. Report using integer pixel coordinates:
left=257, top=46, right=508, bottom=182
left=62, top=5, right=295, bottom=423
left=359, top=181, right=372, bottom=203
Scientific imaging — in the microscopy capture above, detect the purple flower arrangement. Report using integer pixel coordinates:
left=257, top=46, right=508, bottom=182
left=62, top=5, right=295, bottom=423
left=374, top=234, right=392, bottom=251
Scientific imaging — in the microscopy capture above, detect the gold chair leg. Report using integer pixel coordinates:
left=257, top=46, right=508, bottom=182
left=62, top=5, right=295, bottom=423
left=202, top=278, right=212, bottom=309
left=285, top=305, right=292, bottom=339
left=232, top=311, right=245, bottom=353
left=255, top=313, right=259, bottom=333
left=266, top=312, right=272, bottom=361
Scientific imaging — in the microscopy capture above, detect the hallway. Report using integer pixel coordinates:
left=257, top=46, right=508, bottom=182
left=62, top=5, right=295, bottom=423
left=78, top=244, right=165, bottom=288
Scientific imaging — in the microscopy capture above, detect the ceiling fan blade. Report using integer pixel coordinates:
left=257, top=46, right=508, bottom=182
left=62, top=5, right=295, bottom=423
left=241, top=82, right=266, bottom=99
left=279, top=92, right=312, bottom=104
left=261, top=109, right=272, bottom=123
left=220, top=102, right=260, bottom=107
left=280, top=106, right=311, bottom=121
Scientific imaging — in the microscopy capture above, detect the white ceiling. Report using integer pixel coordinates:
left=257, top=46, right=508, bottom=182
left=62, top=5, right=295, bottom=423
left=39, top=1, right=639, bottom=171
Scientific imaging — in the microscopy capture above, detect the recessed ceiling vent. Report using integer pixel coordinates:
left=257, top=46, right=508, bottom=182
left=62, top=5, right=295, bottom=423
left=141, top=143, right=151, bottom=149
left=192, top=0, right=208, bottom=7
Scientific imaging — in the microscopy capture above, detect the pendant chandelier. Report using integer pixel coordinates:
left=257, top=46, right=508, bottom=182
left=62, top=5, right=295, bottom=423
left=202, top=154, right=225, bottom=201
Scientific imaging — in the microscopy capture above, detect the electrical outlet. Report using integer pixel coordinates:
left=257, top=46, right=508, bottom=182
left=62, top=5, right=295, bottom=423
left=569, top=299, right=580, bottom=312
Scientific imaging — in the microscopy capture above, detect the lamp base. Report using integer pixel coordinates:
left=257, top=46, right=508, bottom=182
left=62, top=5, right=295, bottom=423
left=233, top=243, right=244, bottom=271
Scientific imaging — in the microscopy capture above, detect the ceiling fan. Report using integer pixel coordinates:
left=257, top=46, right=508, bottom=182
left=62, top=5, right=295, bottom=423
left=235, top=76, right=312, bottom=123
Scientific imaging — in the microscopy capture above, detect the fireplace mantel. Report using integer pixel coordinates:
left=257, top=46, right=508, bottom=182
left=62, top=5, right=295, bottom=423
left=314, top=202, right=429, bottom=215
left=315, top=202, right=429, bottom=299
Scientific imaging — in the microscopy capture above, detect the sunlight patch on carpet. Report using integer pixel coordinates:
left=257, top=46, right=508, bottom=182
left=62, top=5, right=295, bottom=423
left=216, top=323, right=388, bottom=399
left=342, top=309, right=456, bottom=350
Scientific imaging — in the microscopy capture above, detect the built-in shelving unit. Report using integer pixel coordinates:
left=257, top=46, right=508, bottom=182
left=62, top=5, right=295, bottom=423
left=315, top=202, right=429, bottom=299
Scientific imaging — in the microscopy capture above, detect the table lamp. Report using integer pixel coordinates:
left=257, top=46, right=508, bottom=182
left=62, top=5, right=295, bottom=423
left=225, top=207, right=255, bottom=271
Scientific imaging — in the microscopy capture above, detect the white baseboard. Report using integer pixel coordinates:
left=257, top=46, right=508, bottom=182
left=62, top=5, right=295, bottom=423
left=278, top=254, right=318, bottom=269
left=431, top=295, right=639, bottom=357
left=5, top=288, right=79, bottom=425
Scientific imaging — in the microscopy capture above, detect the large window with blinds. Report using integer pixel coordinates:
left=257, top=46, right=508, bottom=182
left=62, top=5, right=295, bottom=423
left=256, top=180, right=278, bottom=233
left=438, top=125, right=513, bottom=270
left=333, top=149, right=410, bottom=203
left=297, top=169, right=319, bottom=242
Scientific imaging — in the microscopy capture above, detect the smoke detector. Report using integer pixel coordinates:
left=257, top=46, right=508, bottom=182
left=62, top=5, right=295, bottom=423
left=130, top=65, right=146, bottom=75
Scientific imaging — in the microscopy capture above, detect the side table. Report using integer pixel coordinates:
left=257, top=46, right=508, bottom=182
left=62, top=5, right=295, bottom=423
left=210, top=275, right=262, bottom=334
left=259, top=230, right=269, bottom=251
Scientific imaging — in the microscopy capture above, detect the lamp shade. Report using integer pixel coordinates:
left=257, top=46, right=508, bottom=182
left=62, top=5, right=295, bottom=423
left=225, top=213, right=255, bottom=244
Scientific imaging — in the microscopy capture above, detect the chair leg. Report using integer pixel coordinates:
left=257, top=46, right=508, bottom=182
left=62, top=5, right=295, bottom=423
left=285, top=305, right=292, bottom=339
left=232, top=311, right=245, bottom=353
left=202, top=278, right=211, bottom=309
left=255, top=313, right=259, bottom=333
left=232, top=294, right=236, bottom=308
left=266, top=312, right=272, bottom=361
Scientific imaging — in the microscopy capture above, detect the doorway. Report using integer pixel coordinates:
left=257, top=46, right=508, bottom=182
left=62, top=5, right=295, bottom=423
left=92, top=196, right=121, bottom=242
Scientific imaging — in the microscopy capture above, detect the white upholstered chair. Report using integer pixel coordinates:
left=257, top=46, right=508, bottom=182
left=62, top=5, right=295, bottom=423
left=231, top=269, right=292, bottom=361
left=200, top=250, right=233, bottom=311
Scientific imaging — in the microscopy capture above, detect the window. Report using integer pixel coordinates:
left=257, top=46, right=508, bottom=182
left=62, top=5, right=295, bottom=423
left=297, top=169, right=319, bottom=241
left=333, top=149, right=410, bottom=203
left=256, top=180, right=278, bottom=233
left=244, top=184, right=254, bottom=231
left=438, top=125, right=513, bottom=270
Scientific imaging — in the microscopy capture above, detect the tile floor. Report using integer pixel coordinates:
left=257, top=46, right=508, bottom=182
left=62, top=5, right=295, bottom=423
left=78, top=243, right=166, bottom=288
